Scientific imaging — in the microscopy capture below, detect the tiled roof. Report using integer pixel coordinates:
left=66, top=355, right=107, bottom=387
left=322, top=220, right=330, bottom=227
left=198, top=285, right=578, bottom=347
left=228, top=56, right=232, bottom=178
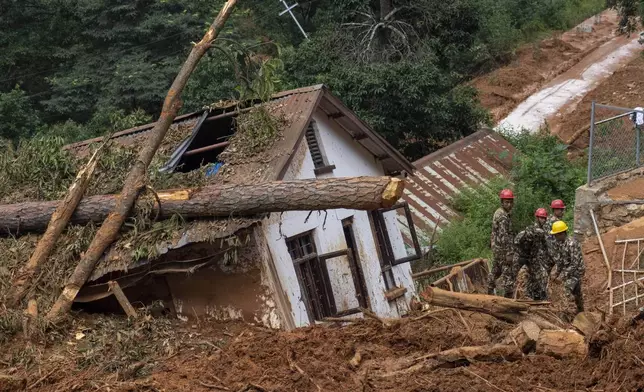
left=398, top=129, right=515, bottom=246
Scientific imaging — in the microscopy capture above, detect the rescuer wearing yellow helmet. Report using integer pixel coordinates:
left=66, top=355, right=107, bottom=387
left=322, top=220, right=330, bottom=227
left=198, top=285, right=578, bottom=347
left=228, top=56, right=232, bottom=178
left=550, top=220, right=585, bottom=316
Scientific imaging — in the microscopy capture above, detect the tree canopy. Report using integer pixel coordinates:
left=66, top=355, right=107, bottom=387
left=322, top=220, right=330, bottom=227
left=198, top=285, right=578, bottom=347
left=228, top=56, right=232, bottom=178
left=0, top=0, right=604, bottom=160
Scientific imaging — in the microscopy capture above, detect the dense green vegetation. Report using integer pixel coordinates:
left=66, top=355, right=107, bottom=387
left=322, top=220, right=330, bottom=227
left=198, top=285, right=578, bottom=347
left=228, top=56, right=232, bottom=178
left=434, top=130, right=586, bottom=265
left=1, top=0, right=604, bottom=159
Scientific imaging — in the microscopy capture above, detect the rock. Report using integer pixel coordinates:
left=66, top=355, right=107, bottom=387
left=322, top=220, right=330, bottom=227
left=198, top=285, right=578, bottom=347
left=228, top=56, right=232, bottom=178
left=601, top=204, right=613, bottom=215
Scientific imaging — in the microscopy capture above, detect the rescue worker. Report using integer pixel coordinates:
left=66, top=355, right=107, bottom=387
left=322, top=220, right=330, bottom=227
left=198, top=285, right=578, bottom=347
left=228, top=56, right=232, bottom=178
left=488, top=189, right=515, bottom=297
left=550, top=220, right=585, bottom=315
left=546, top=199, right=566, bottom=233
left=545, top=199, right=566, bottom=274
left=508, top=208, right=550, bottom=300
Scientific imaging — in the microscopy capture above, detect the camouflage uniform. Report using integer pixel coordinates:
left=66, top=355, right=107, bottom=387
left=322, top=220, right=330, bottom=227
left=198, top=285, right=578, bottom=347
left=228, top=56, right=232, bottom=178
left=553, top=237, right=585, bottom=314
left=544, top=215, right=560, bottom=274
left=488, top=207, right=514, bottom=297
left=508, top=222, right=550, bottom=300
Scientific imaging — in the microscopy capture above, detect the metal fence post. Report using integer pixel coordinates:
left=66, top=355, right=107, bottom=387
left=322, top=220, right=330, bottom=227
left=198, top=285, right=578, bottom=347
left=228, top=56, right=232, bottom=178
left=587, top=101, right=596, bottom=185
left=637, top=126, right=641, bottom=167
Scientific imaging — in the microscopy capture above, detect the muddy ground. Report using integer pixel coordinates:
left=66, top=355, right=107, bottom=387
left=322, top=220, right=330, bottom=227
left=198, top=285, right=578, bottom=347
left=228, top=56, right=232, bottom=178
left=1, top=308, right=642, bottom=392
left=472, top=10, right=621, bottom=123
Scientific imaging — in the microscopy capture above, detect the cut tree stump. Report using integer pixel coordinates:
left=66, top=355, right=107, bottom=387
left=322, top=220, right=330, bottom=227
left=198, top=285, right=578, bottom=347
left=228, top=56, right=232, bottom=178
left=0, top=177, right=404, bottom=234
left=536, top=330, right=588, bottom=359
left=573, top=312, right=603, bottom=338
left=504, top=320, right=541, bottom=353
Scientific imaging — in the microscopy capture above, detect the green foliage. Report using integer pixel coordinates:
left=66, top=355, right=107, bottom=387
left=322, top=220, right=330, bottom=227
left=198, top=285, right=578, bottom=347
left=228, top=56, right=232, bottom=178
left=607, top=0, right=644, bottom=34
left=0, top=0, right=605, bottom=157
left=434, top=131, right=585, bottom=265
left=0, top=136, right=77, bottom=203
left=0, top=87, right=41, bottom=141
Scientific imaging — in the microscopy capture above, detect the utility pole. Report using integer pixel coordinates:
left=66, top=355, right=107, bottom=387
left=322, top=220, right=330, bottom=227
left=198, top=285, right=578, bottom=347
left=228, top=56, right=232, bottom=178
left=278, top=0, right=309, bottom=40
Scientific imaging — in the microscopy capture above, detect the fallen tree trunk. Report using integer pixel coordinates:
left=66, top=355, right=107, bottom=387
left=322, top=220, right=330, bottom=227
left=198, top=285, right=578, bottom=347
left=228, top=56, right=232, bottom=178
left=420, top=286, right=563, bottom=329
left=6, top=147, right=103, bottom=306
left=420, top=286, right=530, bottom=315
left=46, top=0, right=238, bottom=322
left=0, top=177, right=403, bottom=234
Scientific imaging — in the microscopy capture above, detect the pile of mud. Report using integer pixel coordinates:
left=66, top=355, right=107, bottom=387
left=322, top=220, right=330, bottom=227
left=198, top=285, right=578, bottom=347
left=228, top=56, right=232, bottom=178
left=1, top=307, right=642, bottom=392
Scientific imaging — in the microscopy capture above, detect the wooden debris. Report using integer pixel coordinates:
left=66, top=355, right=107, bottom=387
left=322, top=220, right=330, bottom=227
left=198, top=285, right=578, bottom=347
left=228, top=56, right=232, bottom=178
left=108, top=281, right=138, bottom=319
left=349, top=348, right=362, bottom=369
left=536, top=329, right=588, bottom=359
left=504, top=320, right=541, bottom=353
left=419, top=287, right=529, bottom=315
left=572, top=312, right=603, bottom=337
left=21, top=299, right=38, bottom=337
left=45, top=0, right=240, bottom=322
left=415, top=344, right=522, bottom=366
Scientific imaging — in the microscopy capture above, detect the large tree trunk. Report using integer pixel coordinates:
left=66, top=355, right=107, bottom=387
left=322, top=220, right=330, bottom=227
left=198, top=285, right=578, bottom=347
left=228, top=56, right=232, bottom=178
left=0, top=177, right=403, bottom=234
left=420, top=286, right=530, bottom=315
left=6, top=148, right=102, bottom=307
left=45, top=0, right=238, bottom=322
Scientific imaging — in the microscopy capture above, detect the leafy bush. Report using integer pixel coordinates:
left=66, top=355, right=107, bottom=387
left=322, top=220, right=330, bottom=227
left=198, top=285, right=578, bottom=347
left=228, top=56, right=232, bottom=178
left=434, top=130, right=585, bottom=265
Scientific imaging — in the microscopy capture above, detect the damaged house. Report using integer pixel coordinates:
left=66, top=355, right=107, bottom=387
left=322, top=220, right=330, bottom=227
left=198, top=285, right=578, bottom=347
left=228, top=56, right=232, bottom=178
left=61, top=85, right=421, bottom=330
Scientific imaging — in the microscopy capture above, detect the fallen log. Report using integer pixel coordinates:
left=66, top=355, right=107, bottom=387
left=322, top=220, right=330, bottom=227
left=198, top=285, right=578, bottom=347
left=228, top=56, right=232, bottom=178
left=536, top=330, right=588, bottom=359
left=0, top=177, right=404, bottom=234
left=6, top=146, right=103, bottom=307
left=420, top=286, right=530, bottom=315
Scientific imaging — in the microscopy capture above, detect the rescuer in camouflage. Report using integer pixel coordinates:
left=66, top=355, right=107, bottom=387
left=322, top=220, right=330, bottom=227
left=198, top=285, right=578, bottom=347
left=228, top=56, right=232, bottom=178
left=551, top=220, right=585, bottom=315
left=545, top=199, right=566, bottom=274
left=488, top=189, right=515, bottom=297
left=507, top=208, right=550, bottom=300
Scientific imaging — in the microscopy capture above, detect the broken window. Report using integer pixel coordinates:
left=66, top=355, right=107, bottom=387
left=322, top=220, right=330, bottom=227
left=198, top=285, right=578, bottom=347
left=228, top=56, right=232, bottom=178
left=286, top=232, right=336, bottom=321
left=371, top=202, right=421, bottom=290
left=305, top=120, right=335, bottom=175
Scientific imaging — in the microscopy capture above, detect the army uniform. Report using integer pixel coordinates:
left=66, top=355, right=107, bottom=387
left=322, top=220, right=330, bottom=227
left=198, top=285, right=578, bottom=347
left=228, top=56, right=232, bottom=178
left=509, top=222, right=550, bottom=300
left=488, top=207, right=514, bottom=296
left=554, top=237, right=585, bottom=314
left=544, top=215, right=560, bottom=274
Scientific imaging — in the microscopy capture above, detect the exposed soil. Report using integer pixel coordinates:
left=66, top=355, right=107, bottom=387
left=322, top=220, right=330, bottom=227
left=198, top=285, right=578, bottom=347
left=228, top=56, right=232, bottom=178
left=473, top=10, right=620, bottom=123
left=552, top=55, right=644, bottom=153
left=582, top=216, right=644, bottom=311
left=607, top=177, right=644, bottom=200
left=1, top=309, right=642, bottom=392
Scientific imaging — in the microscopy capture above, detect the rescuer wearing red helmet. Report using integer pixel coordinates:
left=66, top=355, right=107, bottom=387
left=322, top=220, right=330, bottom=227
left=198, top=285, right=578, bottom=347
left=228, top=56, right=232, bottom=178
left=548, top=199, right=566, bottom=231
left=506, top=208, right=551, bottom=300
left=545, top=199, right=566, bottom=275
left=488, top=189, right=515, bottom=297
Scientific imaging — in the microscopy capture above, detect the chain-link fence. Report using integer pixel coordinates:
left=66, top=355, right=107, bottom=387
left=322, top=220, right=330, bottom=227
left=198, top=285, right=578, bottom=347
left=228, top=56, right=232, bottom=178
left=588, top=103, right=644, bottom=185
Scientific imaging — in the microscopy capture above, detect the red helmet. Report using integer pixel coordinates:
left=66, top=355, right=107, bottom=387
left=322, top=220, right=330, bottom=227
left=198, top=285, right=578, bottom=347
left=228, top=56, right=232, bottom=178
left=551, top=199, right=566, bottom=209
left=535, top=208, right=548, bottom=218
left=499, top=189, right=514, bottom=199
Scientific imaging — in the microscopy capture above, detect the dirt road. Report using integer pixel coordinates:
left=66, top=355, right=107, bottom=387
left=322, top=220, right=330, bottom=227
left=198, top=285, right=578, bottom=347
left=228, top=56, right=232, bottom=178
left=498, top=34, right=641, bottom=133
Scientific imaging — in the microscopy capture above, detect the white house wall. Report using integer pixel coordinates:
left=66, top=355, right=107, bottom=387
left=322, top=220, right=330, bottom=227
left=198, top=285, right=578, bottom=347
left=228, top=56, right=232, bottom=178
left=262, top=109, right=415, bottom=327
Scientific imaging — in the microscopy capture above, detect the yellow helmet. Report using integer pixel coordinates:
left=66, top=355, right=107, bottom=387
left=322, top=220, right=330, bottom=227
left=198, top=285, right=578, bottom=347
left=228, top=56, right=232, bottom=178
left=550, top=220, right=568, bottom=235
